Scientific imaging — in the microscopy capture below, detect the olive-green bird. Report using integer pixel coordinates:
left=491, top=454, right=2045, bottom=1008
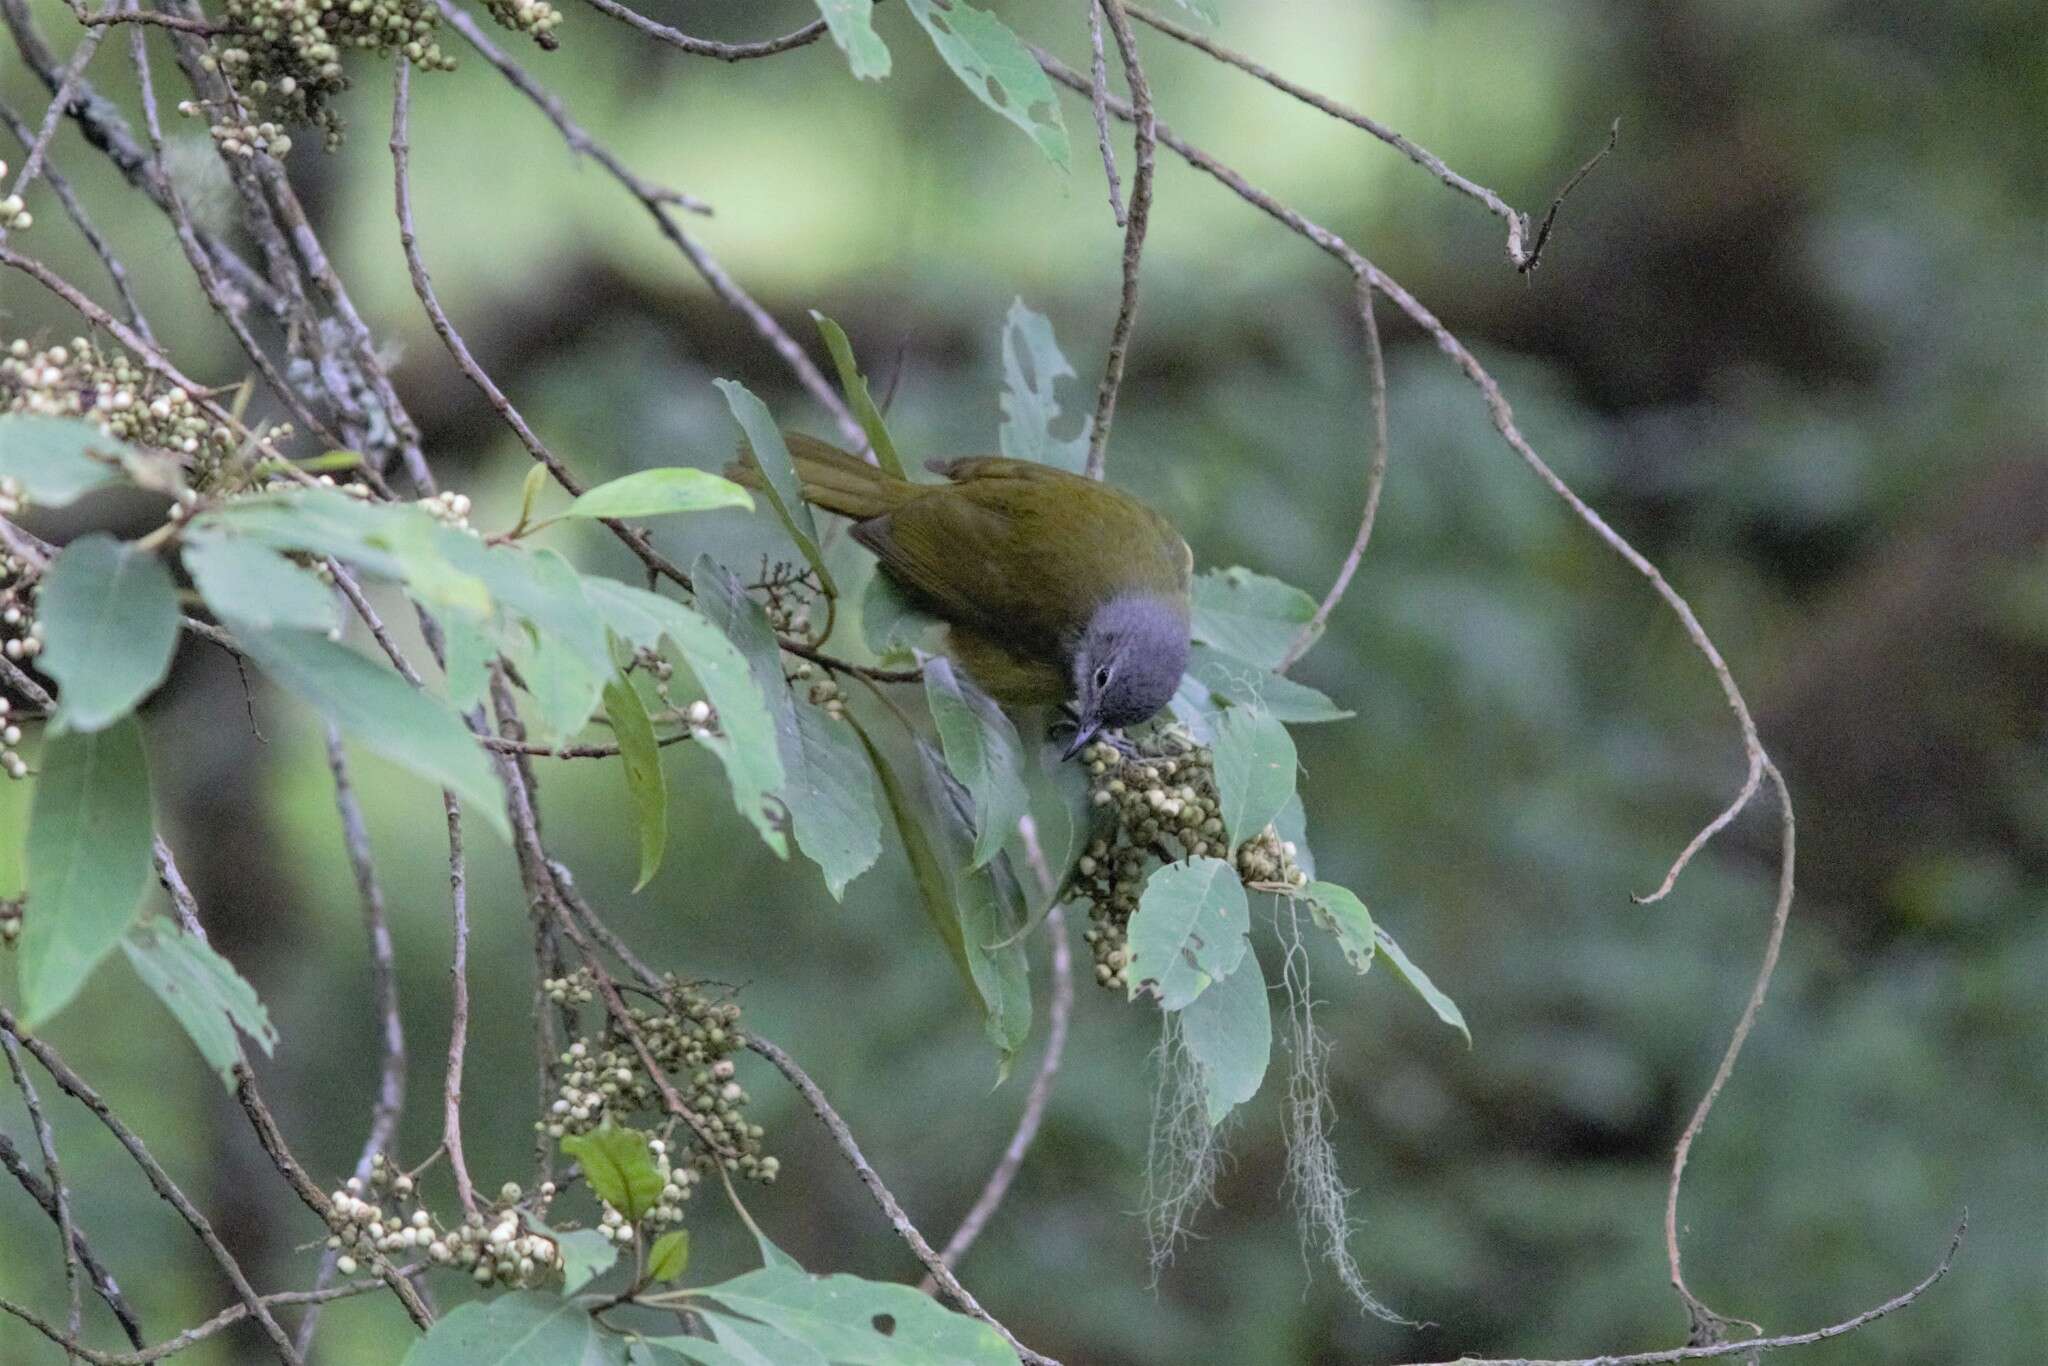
left=729, top=434, right=1192, bottom=756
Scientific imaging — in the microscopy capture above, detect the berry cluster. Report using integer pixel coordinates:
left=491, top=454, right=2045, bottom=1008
left=2, top=335, right=250, bottom=483
left=0, top=547, right=42, bottom=689
left=0, top=696, right=25, bottom=783
left=0, top=161, right=30, bottom=231
left=791, top=663, right=848, bottom=722
left=417, top=489, right=474, bottom=531
left=324, top=1159, right=564, bottom=1289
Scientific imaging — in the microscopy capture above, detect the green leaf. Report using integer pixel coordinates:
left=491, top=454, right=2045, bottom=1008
left=923, top=655, right=1028, bottom=869
left=996, top=298, right=1089, bottom=472
left=810, top=0, right=890, bottom=79
left=1190, top=566, right=1320, bottom=670
left=517, top=461, right=550, bottom=530
left=560, top=1126, right=664, bottom=1223
left=234, top=627, right=509, bottom=840
left=20, top=718, right=154, bottom=1025
left=1211, top=706, right=1297, bottom=850
left=693, top=560, right=880, bottom=898
left=196, top=487, right=410, bottom=581
left=183, top=534, right=340, bottom=635
left=812, top=313, right=905, bottom=478
left=716, top=380, right=835, bottom=596
left=1005, top=737, right=1094, bottom=911
left=37, top=534, right=179, bottom=731
left=694, top=1263, right=1019, bottom=1364
left=441, top=617, right=497, bottom=711
left=0, top=414, right=129, bottom=506
left=564, top=469, right=754, bottom=521
left=645, top=1316, right=823, bottom=1366
left=604, top=670, right=667, bottom=891
left=904, top=0, right=1070, bottom=169
left=1376, top=924, right=1471, bottom=1046
left=1180, top=951, right=1271, bottom=1126
left=585, top=579, right=788, bottom=857
left=545, top=1225, right=618, bottom=1294
left=860, top=570, right=935, bottom=659
left=849, top=720, right=978, bottom=1010
left=121, top=920, right=276, bottom=1088
left=1127, top=856, right=1250, bottom=1010
left=401, top=1292, right=627, bottom=1366
left=646, top=1228, right=690, bottom=1283
left=1184, top=642, right=1351, bottom=723
left=1301, top=880, right=1373, bottom=974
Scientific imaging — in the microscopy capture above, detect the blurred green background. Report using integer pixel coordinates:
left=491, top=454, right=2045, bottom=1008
left=3, top=0, right=2043, bottom=1361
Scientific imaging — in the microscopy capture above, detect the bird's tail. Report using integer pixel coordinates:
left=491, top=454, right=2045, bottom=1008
left=724, top=431, right=912, bottom=521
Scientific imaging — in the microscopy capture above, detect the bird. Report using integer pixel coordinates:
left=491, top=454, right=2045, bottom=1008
left=728, top=433, right=1192, bottom=756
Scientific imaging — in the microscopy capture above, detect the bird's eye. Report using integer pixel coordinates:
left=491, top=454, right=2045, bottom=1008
left=1094, top=665, right=1113, bottom=691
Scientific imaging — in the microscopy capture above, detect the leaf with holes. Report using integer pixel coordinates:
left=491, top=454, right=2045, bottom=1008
left=1302, top=880, right=1373, bottom=974
left=1126, top=856, right=1250, bottom=1009
left=560, top=1126, right=664, bottom=1223
left=904, top=0, right=1070, bottom=169
left=693, top=1262, right=1020, bottom=1364
left=1212, top=706, right=1297, bottom=849
left=37, top=534, right=180, bottom=731
left=121, top=920, right=276, bottom=1089
left=1184, top=642, right=1350, bottom=723
left=996, top=298, right=1089, bottom=471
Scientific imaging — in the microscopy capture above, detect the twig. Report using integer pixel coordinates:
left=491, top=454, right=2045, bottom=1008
left=443, top=795, right=480, bottom=1218
left=1, top=1029, right=83, bottom=1343
left=1086, top=0, right=1125, bottom=227
left=79, top=7, right=225, bottom=35
left=323, top=732, right=407, bottom=1173
left=576, top=0, right=828, bottom=62
left=1084, top=0, right=1154, bottom=480
left=0, top=22, right=106, bottom=243
left=2, top=1271, right=407, bottom=1366
left=0, top=95, right=153, bottom=342
left=479, top=729, right=696, bottom=759
left=0, top=1130, right=146, bottom=1348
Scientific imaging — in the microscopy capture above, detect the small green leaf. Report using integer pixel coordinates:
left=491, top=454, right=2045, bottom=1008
left=996, top=298, right=1089, bottom=472
left=716, top=380, right=836, bottom=596
left=811, top=0, right=890, bottom=79
left=0, top=414, right=129, bottom=506
left=1127, top=856, right=1250, bottom=1010
left=20, top=717, right=155, bottom=1025
left=546, top=1225, right=618, bottom=1294
left=297, top=449, right=367, bottom=473
left=517, top=461, right=550, bottom=530
left=1212, top=706, right=1297, bottom=850
left=693, top=1262, right=1019, bottom=1364
left=1180, top=951, right=1271, bottom=1126
left=38, top=534, right=180, bottom=731
left=1301, top=880, right=1373, bottom=974
left=401, top=1292, right=628, bottom=1366
left=812, top=313, right=905, bottom=478
left=1274, top=792, right=1315, bottom=879
left=1376, top=924, right=1471, bottom=1046
left=440, top=617, right=497, bottom=711
left=121, top=920, right=277, bottom=1088
left=603, top=670, right=667, bottom=891
left=1191, top=566, right=1320, bottom=670
left=860, top=569, right=936, bottom=659
left=560, top=1126, right=664, bottom=1223
left=564, top=469, right=754, bottom=521
left=1184, top=642, right=1351, bottom=723
left=904, top=0, right=1070, bottom=169
left=183, top=534, right=340, bottom=635
left=234, top=627, right=509, bottom=840
left=646, top=1228, right=690, bottom=1283
left=923, top=655, right=1028, bottom=869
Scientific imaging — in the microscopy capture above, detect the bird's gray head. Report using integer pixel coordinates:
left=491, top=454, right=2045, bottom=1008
left=1065, top=594, right=1190, bottom=758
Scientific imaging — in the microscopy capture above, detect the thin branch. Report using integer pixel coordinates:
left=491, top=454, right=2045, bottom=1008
left=0, top=95, right=153, bottom=342
left=79, top=6, right=226, bottom=34
left=1, top=1029, right=83, bottom=1343
left=443, top=795, right=480, bottom=1218
left=0, top=21, right=106, bottom=241
left=576, top=0, right=828, bottom=62
left=1086, top=0, right=1126, bottom=227
left=323, top=731, right=407, bottom=1173
left=0, top=1130, right=147, bottom=1348
left=1083, top=0, right=1155, bottom=480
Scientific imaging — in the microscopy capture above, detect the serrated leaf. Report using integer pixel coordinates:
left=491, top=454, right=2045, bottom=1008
left=121, top=920, right=276, bottom=1088
left=234, top=626, right=509, bottom=840
left=693, top=560, right=879, bottom=897
left=37, top=534, right=179, bottom=731
left=1212, top=706, right=1296, bottom=849
left=0, top=414, right=130, bottom=506
left=812, top=313, right=905, bottom=477
left=560, top=1126, right=664, bottom=1223
left=1302, top=880, right=1373, bottom=973
left=904, top=0, right=1070, bottom=168
left=1127, top=856, right=1250, bottom=1010
left=811, top=0, right=890, bottom=79
left=20, top=718, right=154, bottom=1025
left=717, top=381, right=835, bottom=596
left=1190, top=566, right=1320, bottom=670
left=183, top=534, right=341, bottom=635
left=564, top=469, right=754, bottom=521
left=694, top=1263, right=1019, bottom=1364
left=1376, top=924, right=1471, bottom=1046
left=401, top=1292, right=627, bottom=1366
left=996, top=298, right=1089, bottom=472
left=1180, top=951, right=1271, bottom=1126
left=604, top=670, right=667, bottom=890
left=544, top=1225, right=618, bottom=1294
left=1184, top=642, right=1350, bottom=723
left=923, top=655, right=1028, bottom=869
left=646, top=1228, right=690, bottom=1282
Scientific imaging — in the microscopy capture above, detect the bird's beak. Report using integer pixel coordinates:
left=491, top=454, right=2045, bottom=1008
left=1061, top=719, right=1103, bottom=761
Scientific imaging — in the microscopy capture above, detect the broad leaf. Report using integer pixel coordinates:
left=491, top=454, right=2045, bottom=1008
left=996, top=298, right=1088, bottom=472
left=234, top=627, right=509, bottom=839
left=37, top=534, right=179, bottom=731
left=563, top=469, right=753, bottom=521
left=547, top=1225, right=618, bottom=1295
left=1211, top=706, right=1297, bottom=849
left=695, top=1263, right=1019, bottom=1364
left=1127, top=856, right=1250, bottom=1009
left=1376, top=924, right=1470, bottom=1045
left=923, top=655, right=1028, bottom=869
left=1180, top=951, right=1271, bottom=1126
left=849, top=722, right=978, bottom=1010
left=904, top=0, right=1070, bottom=169
left=20, top=718, right=154, bottom=1025
left=121, top=920, right=277, bottom=1088
left=1184, top=642, right=1350, bottom=723
left=1302, top=880, right=1373, bottom=973
left=196, top=487, right=410, bottom=581
left=441, top=617, right=498, bottom=711
left=646, top=1228, right=690, bottom=1282
left=603, top=670, right=667, bottom=890
left=860, top=570, right=936, bottom=659
left=0, top=414, right=129, bottom=506
left=810, top=0, right=890, bottom=80
left=812, top=313, right=905, bottom=477
left=560, top=1126, right=664, bottom=1223
left=1190, top=566, right=1320, bottom=670
left=646, top=1314, right=823, bottom=1366
left=401, top=1292, right=627, bottom=1366
left=916, top=740, right=1032, bottom=1072
left=183, top=534, right=340, bottom=634
left=717, top=380, right=835, bottom=596
left=1004, top=737, right=1094, bottom=911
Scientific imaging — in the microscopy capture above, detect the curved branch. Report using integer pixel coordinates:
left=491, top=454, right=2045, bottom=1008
left=578, top=0, right=829, bottom=62
left=1084, top=0, right=1155, bottom=480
